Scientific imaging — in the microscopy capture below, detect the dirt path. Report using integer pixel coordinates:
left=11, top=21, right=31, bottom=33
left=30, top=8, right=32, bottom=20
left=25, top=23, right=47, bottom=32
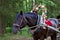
left=7, top=36, right=60, bottom=40
left=8, top=36, right=33, bottom=40
left=2, top=33, right=60, bottom=40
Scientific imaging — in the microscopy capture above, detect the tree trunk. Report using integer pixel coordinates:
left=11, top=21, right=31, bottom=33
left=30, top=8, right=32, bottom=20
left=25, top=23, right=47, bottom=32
left=31, top=0, right=35, bottom=9
left=0, top=15, right=5, bottom=35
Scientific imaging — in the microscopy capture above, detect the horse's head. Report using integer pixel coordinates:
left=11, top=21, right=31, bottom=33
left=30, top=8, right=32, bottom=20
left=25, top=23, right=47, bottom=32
left=12, top=11, right=27, bottom=34
left=12, top=11, right=38, bottom=34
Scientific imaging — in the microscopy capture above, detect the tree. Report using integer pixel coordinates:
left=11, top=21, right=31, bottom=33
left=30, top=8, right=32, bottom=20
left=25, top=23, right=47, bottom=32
left=0, top=14, right=5, bottom=35
left=31, top=0, right=35, bottom=9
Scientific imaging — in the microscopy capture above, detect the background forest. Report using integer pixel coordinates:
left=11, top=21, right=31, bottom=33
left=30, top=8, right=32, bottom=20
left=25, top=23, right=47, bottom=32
left=0, top=0, right=60, bottom=40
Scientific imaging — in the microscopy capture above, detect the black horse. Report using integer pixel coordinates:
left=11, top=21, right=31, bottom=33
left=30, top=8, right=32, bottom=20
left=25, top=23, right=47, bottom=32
left=12, top=11, right=60, bottom=40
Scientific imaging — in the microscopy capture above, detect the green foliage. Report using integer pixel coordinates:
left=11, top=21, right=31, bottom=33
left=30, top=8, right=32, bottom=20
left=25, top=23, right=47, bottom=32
left=0, top=27, right=31, bottom=40
left=17, top=27, right=32, bottom=37
left=0, top=33, right=31, bottom=40
left=0, top=0, right=23, bottom=28
left=5, top=26, right=31, bottom=37
left=35, top=0, right=56, bottom=6
left=5, top=27, right=11, bottom=33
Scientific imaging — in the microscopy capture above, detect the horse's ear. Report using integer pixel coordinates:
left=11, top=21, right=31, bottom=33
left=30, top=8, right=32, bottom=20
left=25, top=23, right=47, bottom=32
left=20, top=11, right=23, bottom=15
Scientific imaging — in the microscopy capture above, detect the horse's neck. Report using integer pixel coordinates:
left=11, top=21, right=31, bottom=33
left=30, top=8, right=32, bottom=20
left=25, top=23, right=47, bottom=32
left=27, top=18, right=37, bottom=27
left=25, top=13, right=38, bottom=27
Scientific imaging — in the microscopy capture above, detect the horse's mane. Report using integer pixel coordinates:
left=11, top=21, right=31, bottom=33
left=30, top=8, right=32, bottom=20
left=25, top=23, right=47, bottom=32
left=15, top=11, right=37, bottom=19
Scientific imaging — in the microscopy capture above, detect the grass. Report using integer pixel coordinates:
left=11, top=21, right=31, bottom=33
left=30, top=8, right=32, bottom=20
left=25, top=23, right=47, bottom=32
left=0, top=27, right=32, bottom=40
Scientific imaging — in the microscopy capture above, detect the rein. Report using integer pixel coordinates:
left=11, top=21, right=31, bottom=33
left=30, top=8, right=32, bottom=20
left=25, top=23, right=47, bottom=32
left=23, top=14, right=41, bottom=29
left=29, top=15, right=40, bottom=28
left=23, top=13, right=33, bottom=25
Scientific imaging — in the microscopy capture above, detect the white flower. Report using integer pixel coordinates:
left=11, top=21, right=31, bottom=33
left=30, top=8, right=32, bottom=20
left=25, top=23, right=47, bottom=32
left=41, top=5, right=45, bottom=8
